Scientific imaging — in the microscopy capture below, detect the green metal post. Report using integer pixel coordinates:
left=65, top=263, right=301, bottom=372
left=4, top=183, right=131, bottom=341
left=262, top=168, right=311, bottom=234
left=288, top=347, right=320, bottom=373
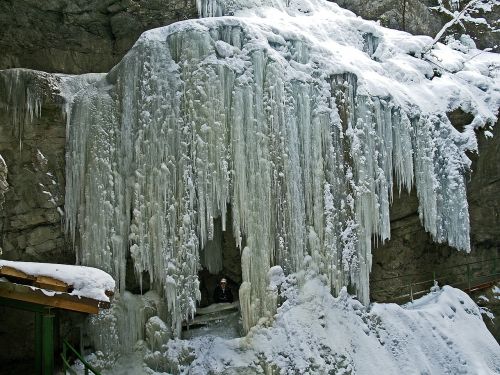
left=42, top=308, right=54, bottom=375
left=54, top=311, right=60, bottom=356
left=62, top=341, right=67, bottom=372
left=35, top=311, right=42, bottom=375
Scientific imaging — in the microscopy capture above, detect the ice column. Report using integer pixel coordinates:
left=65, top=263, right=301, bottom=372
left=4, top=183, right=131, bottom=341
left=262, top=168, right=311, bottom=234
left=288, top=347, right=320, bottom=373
left=66, top=19, right=473, bottom=335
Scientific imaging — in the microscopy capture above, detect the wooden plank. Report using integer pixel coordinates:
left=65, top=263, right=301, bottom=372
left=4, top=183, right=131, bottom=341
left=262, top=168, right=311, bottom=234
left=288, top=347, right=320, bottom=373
left=34, top=276, right=70, bottom=293
left=183, top=302, right=240, bottom=328
left=184, top=309, right=239, bottom=327
left=0, top=281, right=109, bottom=314
left=0, top=266, right=35, bottom=281
left=196, top=302, right=239, bottom=315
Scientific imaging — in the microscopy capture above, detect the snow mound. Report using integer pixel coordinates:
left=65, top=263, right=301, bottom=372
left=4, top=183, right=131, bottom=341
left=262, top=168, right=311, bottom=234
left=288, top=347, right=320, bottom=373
left=164, top=276, right=500, bottom=374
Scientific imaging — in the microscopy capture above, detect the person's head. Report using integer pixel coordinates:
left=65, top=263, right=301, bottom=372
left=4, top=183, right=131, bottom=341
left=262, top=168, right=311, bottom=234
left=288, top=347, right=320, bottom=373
left=220, top=278, right=227, bottom=287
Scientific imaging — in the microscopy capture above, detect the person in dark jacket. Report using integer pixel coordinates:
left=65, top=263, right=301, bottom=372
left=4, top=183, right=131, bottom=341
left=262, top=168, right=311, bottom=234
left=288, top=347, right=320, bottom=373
left=213, top=278, right=233, bottom=303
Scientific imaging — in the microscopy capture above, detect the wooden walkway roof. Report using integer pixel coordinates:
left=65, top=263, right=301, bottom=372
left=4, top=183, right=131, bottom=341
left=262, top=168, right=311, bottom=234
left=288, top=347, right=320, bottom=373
left=0, top=264, right=113, bottom=314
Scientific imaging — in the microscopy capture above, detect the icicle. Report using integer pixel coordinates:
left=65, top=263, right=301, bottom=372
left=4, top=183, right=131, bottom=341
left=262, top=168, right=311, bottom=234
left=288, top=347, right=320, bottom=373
left=239, top=281, right=253, bottom=333
left=86, top=291, right=166, bottom=358
left=67, top=0, right=479, bottom=338
left=0, top=154, right=8, bottom=210
left=0, top=70, right=44, bottom=150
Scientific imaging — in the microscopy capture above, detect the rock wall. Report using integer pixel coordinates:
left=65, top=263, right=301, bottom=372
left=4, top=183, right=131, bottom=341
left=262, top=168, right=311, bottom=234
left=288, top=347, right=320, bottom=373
left=1, top=0, right=497, bottom=72
left=0, top=0, right=198, bottom=74
left=0, top=0, right=498, bottom=355
left=0, top=70, right=71, bottom=263
left=0, top=69, right=73, bottom=364
left=371, top=122, right=500, bottom=307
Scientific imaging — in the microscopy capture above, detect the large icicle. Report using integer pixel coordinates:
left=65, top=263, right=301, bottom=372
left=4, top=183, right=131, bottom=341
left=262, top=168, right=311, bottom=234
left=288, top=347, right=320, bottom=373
left=65, top=0, right=499, bottom=336
left=0, top=154, right=8, bottom=210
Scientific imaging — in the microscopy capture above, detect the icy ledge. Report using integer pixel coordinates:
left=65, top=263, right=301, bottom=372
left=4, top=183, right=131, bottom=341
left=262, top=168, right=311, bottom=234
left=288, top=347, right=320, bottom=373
left=66, top=0, right=500, bottom=335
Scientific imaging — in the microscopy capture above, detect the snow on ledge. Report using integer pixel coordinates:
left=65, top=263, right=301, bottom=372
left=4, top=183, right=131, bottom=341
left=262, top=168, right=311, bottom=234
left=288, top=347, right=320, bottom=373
left=0, top=260, right=115, bottom=302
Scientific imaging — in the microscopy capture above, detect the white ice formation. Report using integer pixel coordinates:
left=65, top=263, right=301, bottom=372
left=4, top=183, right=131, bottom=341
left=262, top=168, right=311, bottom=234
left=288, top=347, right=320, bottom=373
left=0, top=69, right=45, bottom=150
left=0, top=69, right=103, bottom=149
left=64, top=0, right=500, bottom=337
left=0, top=154, right=8, bottom=209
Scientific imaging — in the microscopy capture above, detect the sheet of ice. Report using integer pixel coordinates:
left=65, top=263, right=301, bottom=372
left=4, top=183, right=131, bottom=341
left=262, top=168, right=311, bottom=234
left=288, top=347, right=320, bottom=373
left=0, top=260, right=115, bottom=302
left=65, top=0, right=500, bottom=336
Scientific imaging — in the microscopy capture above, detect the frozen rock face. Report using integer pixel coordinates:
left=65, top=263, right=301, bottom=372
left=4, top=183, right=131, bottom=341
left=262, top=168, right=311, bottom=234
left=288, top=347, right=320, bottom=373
left=0, top=69, right=100, bottom=263
left=0, top=0, right=198, bottom=74
left=66, top=0, right=500, bottom=335
left=371, top=120, right=500, bottom=310
left=0, top=69, right=101, bottom=363
left=335, top=0, right=500, bottom=52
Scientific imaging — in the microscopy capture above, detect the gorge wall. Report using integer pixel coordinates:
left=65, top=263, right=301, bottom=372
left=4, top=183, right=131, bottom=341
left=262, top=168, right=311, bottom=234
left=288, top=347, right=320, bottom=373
left=1, top=0, right=498, bottom=75
left=0, top=0, right=499, bottom=363
left=0, top=0, right=198, bottom=74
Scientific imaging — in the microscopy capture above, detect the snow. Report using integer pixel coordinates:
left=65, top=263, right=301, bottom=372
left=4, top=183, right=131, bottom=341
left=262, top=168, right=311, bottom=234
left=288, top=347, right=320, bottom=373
left=63, top=0, right=500, bottom=337
left=91, top=274, right=500, bottom=374
left=0, top=260, right=115, bottom=302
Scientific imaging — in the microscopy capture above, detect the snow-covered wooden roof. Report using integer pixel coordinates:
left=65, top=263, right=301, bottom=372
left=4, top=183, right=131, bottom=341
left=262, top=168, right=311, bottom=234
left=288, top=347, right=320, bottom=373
left=0, top=260, right=115, bottom=314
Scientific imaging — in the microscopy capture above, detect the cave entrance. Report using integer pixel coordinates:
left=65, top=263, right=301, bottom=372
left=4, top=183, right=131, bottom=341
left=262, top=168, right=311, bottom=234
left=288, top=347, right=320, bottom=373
left=197, top=208, right=242, bottom=308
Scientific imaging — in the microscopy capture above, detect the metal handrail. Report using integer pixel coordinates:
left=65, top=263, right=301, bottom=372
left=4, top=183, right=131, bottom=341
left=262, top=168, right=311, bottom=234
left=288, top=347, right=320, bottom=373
left=371, top=257, right=500, bottom=303
left=61, top=339, right=101, bottom=375
left=371, top=257, right=499, bottom=284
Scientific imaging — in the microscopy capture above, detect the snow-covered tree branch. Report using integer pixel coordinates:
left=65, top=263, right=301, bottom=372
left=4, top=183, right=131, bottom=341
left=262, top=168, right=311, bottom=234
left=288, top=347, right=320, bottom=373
left=424, top=0, right=499, bottom=53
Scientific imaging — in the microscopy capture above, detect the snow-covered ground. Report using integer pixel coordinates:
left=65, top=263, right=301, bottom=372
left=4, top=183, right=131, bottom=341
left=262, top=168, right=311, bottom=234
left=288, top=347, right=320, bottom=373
left=90, top=273, right=499, bottom=374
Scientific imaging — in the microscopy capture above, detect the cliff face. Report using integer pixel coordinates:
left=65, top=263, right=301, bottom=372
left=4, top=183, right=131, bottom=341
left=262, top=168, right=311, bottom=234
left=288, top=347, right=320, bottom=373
left=0, top=70, right=69, bottom=263
left=0, top=70, right=68, bottom=364
left=0, top=0, right=499, bottom=360
left=0, top=0, right=197, bottom=74
left=0, top=0, right=498, bottom=303
left=335, top=0, right=500, bottom=52
left=370, top=121, right=500, bottom=303
left=1, top=0, right=498, bottom=75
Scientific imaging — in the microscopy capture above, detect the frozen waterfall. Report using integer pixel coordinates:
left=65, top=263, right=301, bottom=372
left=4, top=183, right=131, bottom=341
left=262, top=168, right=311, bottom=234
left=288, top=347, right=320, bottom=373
left=65, top=0, right=498, bottom=336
